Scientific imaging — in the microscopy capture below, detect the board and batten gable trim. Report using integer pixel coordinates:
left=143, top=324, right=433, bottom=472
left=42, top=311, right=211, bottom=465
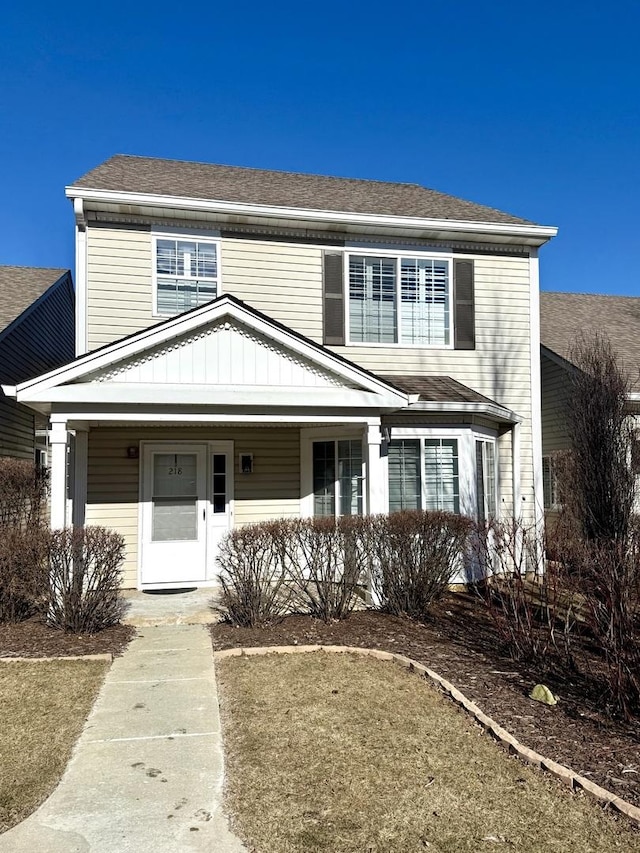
left=453, top=259, right=475, bottom=350
left=323, top=251, right=345, bottom=345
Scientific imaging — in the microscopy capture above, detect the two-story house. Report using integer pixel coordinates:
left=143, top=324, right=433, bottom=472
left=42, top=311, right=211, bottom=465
left=6, top=155, right=557, bottom=589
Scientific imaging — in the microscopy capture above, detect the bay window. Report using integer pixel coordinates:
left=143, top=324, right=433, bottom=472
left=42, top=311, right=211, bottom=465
left=154, top=235, right=219, bottom=316
left=388, top=438, right=460, bottom=514
left=475, top=440, right=497, bottom=522
left=348, top=253, right=451, bottom=345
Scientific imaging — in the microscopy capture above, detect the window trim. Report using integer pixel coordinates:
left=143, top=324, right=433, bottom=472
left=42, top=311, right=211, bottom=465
left=542, top=453, right=560, bottom=510
left=388, top=426, right=498, bottom=519
left=151, top=227, right=222, bottom=319
left=475, top=437, right=498, bottom=522
left=300, top=426, right=366, bottom=518
left=343, top=246, right=454, bottom=349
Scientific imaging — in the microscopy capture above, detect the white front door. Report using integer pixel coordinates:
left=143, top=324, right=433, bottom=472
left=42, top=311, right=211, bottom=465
left=141, top=444, right=208, bottom=586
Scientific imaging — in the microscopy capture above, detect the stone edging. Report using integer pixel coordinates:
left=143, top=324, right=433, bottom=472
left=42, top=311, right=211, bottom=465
left=213, top=644, right=640, bottom=826
left=0, top=652, right=113, bottom=663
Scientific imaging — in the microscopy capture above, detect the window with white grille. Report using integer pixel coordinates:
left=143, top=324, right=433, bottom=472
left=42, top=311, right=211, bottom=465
left=348, top=253, right=451, bottom=345
left=312, top=439, right=363, bottom=517
left=154, top=237, right=219, bottom=316
left=388, top=437, right=460, bottom=514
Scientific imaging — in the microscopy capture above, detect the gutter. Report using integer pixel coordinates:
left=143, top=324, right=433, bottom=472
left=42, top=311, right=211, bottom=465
left=402, top=400, right=522, bottom=424
left=66, top=187, right=558, bottom=244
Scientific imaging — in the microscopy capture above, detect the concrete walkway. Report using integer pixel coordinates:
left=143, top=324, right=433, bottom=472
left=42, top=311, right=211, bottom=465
left=0, top=625, right=246, bottom=853
left=121, top=587, right=218, bottom=627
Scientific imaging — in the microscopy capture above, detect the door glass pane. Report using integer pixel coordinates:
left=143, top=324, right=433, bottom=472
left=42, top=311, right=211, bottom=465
left=338, top=439, right=363, bottom=516
left=313, top=441, right=335, bottom=517
left=424, top=439, right=459, bottom=514
left=212, top=454, right=226, bottom=514
left=388, top=439, right=421, bottom=512
left=152, top=453, right=198, bottom=541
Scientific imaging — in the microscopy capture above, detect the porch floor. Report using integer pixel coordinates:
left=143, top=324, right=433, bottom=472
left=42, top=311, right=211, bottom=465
left=121, top=587, right=220, bottom=627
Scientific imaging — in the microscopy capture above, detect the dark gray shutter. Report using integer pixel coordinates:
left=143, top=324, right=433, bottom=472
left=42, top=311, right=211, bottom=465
left=323, top=251, right=345, bottom=345
left=453, top=259, right=475, bottom=350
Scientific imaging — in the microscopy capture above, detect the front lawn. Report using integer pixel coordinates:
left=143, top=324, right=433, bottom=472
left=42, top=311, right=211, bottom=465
left=0, top=659, right=109, bottom=833
left=217, top=651, right=640, bottom=853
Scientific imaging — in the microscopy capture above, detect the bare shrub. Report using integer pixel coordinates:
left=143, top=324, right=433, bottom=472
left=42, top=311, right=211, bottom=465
left=0, top=526, right=50, bottom=622
left=216, top=520, right=296, bottom=627
left=371, top=510, right=473, bottom=618
left=0, top=458, right=49, bottom=622
left=47, top=527, right=126, bottom=633
left=473, top=518, right=580, bottom=665
left=0, top=457, right=48, bottom=528
left=565, top=333, right=635, bottom=543
left=287, top=516, right=368, bottom=621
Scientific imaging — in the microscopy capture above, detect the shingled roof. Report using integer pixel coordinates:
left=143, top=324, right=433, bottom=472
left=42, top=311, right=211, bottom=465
left=0, top=266, right=69, bottom=332
left=70, top=154, right=534, bottom=225
left=540, top=291, right=640, bottom=389
left=377, top=374, right=499, bottom=406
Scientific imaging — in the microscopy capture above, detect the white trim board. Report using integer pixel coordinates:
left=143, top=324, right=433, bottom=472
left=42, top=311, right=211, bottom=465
left=66, top=186, right=558, bottom=244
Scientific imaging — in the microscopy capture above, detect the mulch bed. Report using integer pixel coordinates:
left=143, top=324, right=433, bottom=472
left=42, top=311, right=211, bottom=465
left=0, top=617, right=135, bottom=658
left=210, top=593, right=640, bottom=810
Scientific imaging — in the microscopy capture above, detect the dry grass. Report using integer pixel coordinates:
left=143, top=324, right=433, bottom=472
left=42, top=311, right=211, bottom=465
left=0, top=659, right=108, bottom=833
left=217, top=652, right=640, bottom=853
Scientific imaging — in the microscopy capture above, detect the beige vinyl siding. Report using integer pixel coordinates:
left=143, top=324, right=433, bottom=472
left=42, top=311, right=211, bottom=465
left=541, top=353, right=571, bottom=454
left=86, top=225, right=153, bottom=350
left=86, top=426, right=300, bottom=588
left=221, top=239, right=323, bottom=340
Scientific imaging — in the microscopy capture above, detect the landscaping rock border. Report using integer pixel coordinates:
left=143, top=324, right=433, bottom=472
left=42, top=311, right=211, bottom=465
left=0, top=653, right=113, bottom=663
left=214, top=644, right=640, bottom=826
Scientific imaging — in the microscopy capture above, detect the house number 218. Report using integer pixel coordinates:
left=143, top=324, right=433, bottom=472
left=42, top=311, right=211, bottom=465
left=168, top=467, right=183, bottom=475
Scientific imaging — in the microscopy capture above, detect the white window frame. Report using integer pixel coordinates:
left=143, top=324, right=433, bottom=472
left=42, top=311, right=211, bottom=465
left=300, top=427, right=366, bottom=518
left=343, top=245, right=454, bottom=349
left=542, top=454, right=560, bottom=510
left=388, top=426, right=498, bottom=519
left=152, top=227, right=222, bottom=318
left=476, top=437, right=498, bottom=522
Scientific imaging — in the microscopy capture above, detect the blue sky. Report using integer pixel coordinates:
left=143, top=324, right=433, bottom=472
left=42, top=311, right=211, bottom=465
left=1, top=0, right=639, bottom=295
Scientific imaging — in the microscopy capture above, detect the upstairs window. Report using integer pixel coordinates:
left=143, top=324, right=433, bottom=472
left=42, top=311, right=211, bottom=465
left=154, top=236, right=219, bottom=316
left=348, top=254, right=451, bottom=345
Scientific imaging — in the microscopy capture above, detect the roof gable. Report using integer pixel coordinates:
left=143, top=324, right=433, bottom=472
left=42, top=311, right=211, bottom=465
left=84, top=316, right=355, bottom=390
left=15, top=295, right=409, bottom=406
left=70, top=154, right=534, bottom=226
left=540, top=291, right=640, bottom=389
left=0, top=267, right=69, bottom=331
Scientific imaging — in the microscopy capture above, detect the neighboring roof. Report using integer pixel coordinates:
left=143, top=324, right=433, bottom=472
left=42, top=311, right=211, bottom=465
left=540, top=291, right=640, bottom=388
left=0, top=266, right=69, bottom=331
left=70, top=154, right=534, bottom=226
left=377, top=374, right=499, bottom=406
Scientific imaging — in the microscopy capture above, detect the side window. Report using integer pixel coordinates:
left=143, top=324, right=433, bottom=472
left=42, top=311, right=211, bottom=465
left=155, top=237, right=219, bottom=316
left=542, top=455, right=559, bottom=510
left=388, top=439, right=421, bottom=512
left=476, top=440, right=497, bottom=522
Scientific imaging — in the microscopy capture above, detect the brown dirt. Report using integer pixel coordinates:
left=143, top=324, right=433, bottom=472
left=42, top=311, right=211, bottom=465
left=210, top=593, right=640, bottom=810
left=0, top=616, right=135, bottom=658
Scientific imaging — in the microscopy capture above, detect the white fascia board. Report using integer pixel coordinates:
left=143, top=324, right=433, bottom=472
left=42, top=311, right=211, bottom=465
left=14, top=297, right=409, bottom=406
left=1, top=385, right=16, bottom=397
left=51, top=411, right=384, bottom=425
left=66, top=186, right=558, bottom=243
left=404, top=401, right=522, bottom=423
left=22, top=383, right=403, bottom=410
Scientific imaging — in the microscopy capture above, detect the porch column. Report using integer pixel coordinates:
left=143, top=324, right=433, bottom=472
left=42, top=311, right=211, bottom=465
left=49, top=420, right=68, bottom=529
left=366, top=422, right=386, bottom=515
left=72, top=427, right=89, bottom=528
